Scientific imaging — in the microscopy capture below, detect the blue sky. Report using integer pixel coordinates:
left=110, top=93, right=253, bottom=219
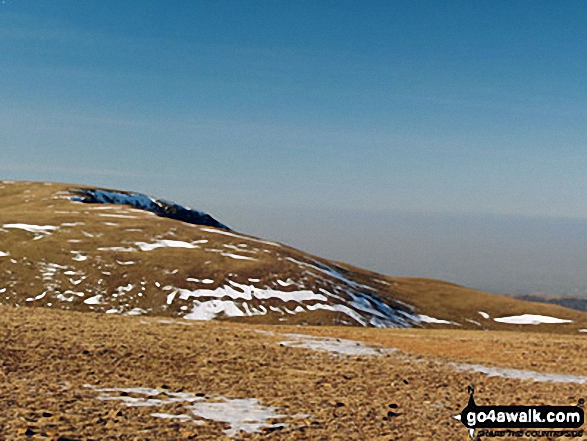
left=2, top=1, right=587, bottom=296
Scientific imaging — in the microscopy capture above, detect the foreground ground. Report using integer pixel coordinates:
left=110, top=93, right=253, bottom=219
left=1, top=305, right=586, bottom=440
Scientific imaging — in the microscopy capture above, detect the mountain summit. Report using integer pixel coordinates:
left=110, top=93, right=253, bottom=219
left=1, top=180, right=585, bottom=332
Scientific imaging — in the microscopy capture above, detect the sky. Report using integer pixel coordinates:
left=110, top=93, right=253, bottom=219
left=1, top=1, right=587, bottom=297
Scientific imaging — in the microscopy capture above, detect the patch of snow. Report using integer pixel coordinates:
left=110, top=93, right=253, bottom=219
left=478, top=311, right=490, bottom=319
left=114, top=284, right=133, bottom=296
left=126, top=308, right=147, bottom=316
left=135, top=239, right=202, bottom=251
left=579, top=329, right=587, bottom=333
left=305, top=303, right=367, bottom=326
left=69, top=277, right=86, bottom=285
left=177, top=282, right=327, bottom=304
left=3, top=223, right=58, bottom=237
left=417, top=314, right=459, bottom=325
left=223, top=243, right=257, bottom=253
left=39, top=262, right=67, bottom=281
left=151, top=413, right=195, bottom=422
left=85, top=384, right=301, bottom=437
left=220, top=252, right=257, bottom=261
left=71, top=252, right=88, bottom=262
left=493, top=314, right=573, bottom=325
left=56, top=290, right=84, bottom=302
left=26, top=291, right=47, bottom=302
left=97, top=246, right=136, bottom=252
left=248, top=278, right=260, bottom=283
left=72, top=188, right=227, bottom=228
left=449, top=362, right=587, bottom=384
left=189, top=398, right=288, bottom=437
left=64, top=270, right=82, bottom=276
left=184, top=300, right=246, bottom=320
left=116, top=260, right=135, bottom=265
left=279, top=333, right=394, bottom=357
left=0, top=251, right=9, bottom=257
left=84, top=294, right=103, bottom=305
left=285, top=257, right=375, bottom=292
left=88, top=205, right=122, bottom=210
left=276, top=279, right=296, bottom=287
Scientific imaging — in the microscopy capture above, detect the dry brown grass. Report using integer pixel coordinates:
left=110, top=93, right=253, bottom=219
left=1, top=305, right=585, bottom=440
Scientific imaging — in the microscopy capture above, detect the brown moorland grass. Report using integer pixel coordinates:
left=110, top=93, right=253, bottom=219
left=0, top=305, right=586, bottom=440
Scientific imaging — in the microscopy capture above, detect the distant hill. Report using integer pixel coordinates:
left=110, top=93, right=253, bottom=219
left=1, top=180, right=586, bottom=333
left=515, top=295, right=587, bottom=313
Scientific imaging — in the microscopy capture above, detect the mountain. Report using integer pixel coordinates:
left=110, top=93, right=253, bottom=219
left=515, top=294, right=587, bottom=313
left=1, top=180, right=586, bottom=333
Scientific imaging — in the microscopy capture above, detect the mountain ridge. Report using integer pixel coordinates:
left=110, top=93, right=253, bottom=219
left=1, top=180, right=586, bottom=333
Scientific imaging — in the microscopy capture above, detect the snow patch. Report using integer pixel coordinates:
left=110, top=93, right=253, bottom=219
left=151, top=413, right=195, bottom=422
left=177, top=283, right=327, bottom=304
left=450, top=362, right=587, bottom=384
left=184, top=300, right=246, bottom=320
left=305, top=303, right=367, bottom=326
left=84, top=385, right=301, bottom=438
left=220, top=252, right=257, bottom=261
left=417, top=314, right=459, bottom=325
left=135, top=239, right=202, bottom=251
left=277, top=279, right=296, bottom=287
left=26, top=291, right=47, bottom=302
left=71, top=252, right=88, bottom=262
left=84, top=294, right=103, bottom=305
left=97, top=246, right=136, bottom=252
left=3, top=223, right=58, bottom=238
left=279, top=333, right=394, bottom=357
left=189, top=398, right=289, bottom=437
left=493, top=314, right=573, bottom=325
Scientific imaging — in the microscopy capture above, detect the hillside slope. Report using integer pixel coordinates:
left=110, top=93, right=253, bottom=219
left=1, top=180, right=586, bottom=333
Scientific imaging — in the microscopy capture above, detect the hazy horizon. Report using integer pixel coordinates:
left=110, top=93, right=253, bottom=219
left=2, top=1, right=587, bottom=298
